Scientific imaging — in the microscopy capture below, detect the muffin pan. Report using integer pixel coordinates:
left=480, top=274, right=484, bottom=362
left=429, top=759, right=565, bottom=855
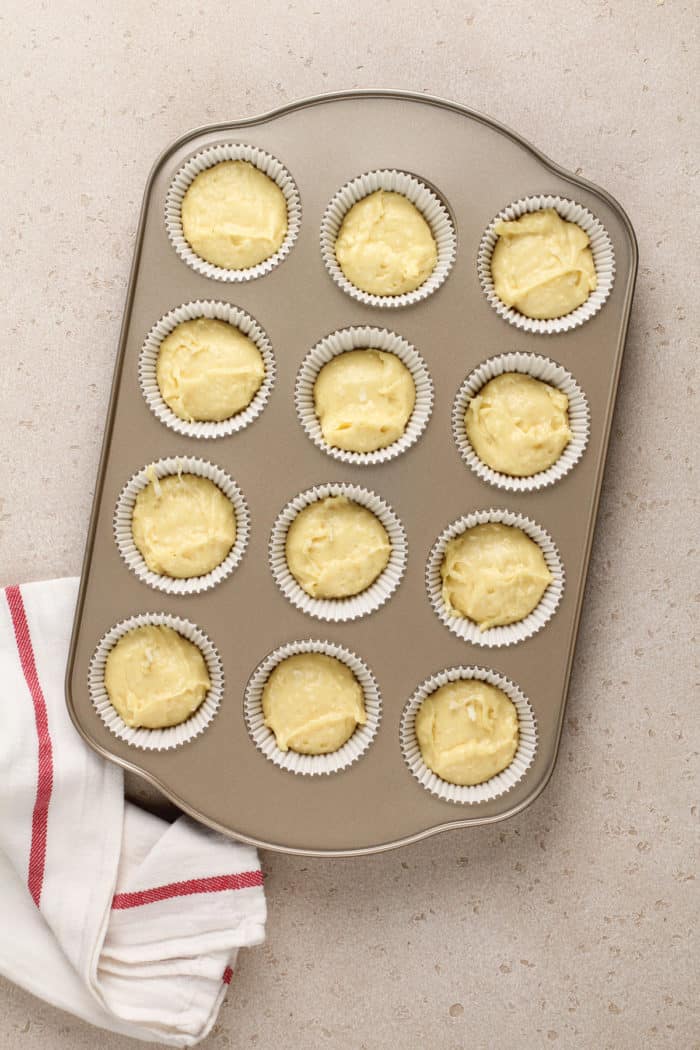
left=66, top=90, right=638, bottom=856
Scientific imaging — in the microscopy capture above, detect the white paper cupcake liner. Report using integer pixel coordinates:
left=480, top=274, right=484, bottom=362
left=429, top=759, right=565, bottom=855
left=320, top=169, right=457, bottom=308
left=244, top=639, right=381, bottom=776
left=165, top=142, right=301, bottom=282
left=426, top=508, right=565, bottom=647
left=114, top=456, right=250, bottom=595
left=452, top=352, right=590, bottom=492
left=89, top=612, right=224, bottom=751
left=477, top=194, right=615, bottom=334
left=400, top=665, right=537, bottom=804
left=138, top=300, right=275, bottom=439
left=295, top=326, right=433, bottom=466
left=269, top=483, right=407, bottom=622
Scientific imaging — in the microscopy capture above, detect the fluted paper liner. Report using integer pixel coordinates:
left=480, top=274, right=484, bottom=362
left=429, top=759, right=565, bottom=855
left=114, top=456, right=249, bottom=595
left=244, top=639, right=381, bottom=775
left=452, top=352, right=590, bottom=492
left=426, top=508, right=565, bottom=647
left=139, top=300, right=275, bottom=439
left=477, top=194, right=615, bottom=334
left=400, top=665, right=537, bottom=804
left=89, top=612, right=224, bottom=751
left=165, top=142, right=301, bottom=282
left=320, top=169, right=456, bottom=308
left=269, top=483, right=407, bottom=622
left=295, top=326, right=433, bottom=465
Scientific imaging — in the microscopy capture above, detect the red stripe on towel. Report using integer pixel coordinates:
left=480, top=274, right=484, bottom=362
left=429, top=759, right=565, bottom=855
left=222, top=966, right=233, bottom=984
left=112, top=870, right=264, bottom=909
left=6, top=585, right=55, bottom=909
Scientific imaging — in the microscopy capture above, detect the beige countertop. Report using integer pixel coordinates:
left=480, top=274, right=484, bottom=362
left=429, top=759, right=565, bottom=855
left=0, top=1, right=697, bottom=1048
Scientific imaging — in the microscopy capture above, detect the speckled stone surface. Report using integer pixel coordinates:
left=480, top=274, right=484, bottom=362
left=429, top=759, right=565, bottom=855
left=0, top=1, right=697, bottom=1048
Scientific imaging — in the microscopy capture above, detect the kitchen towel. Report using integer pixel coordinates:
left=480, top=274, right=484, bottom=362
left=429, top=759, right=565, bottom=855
left=0, top=577, right=266, bottom=1046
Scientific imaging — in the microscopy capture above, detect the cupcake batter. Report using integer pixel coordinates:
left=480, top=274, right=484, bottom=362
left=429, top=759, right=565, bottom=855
left=156, top=317, right=265, bottom=423
left=335, top=190, right=437, bottom=296
left=181, top=160, right=287, bottom=270
left=441, top=522, right=552, bottom=630
left=285, top=495, right=391, bottom=599
left=415, top=679, right=519, bottom=786
left=313, top=349, right=416, bottom=453
left=491, top=208, right=597, bottom=319
left=105, top=624, right=210, bottom=729
left=465, top=372, right=572, bottom=476
left=262, top=652, right=366, bottom=754
left=132, top=472, right=236, bottom=578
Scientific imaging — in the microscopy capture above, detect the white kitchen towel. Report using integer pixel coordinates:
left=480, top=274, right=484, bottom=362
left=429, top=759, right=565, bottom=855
left=0, top=577, right=266, bottom=1045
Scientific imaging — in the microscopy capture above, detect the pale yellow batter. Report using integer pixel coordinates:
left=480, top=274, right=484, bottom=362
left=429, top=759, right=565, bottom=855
left=441, top=522, right=552, bottom=630
left=415, top=680, right=518, bottom=786
left=465, top=373, right=572, bottom=476
left=156, top=318, right=265, bottom=423
left=262, top=652, right=366, bottom=754
left=285, top=496, right=391, bottom=599
left=335, top=190, right=438, bottom=296
left=132, top=472, right=236, bottom=579
left=491, top=208, right=597, bottom=319
left=181, top=160, right=287, bottom=270
left=313, top=349, right=416, bottom=453
left=105, top=624, right=210, bottom=729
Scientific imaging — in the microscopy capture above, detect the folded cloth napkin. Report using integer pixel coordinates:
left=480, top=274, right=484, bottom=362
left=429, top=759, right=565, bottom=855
left=0, top=578, right=266, bottom=1045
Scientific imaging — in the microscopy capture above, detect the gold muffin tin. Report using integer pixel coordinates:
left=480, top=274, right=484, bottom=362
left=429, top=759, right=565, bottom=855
left=66, top=90, right=637, bottom=856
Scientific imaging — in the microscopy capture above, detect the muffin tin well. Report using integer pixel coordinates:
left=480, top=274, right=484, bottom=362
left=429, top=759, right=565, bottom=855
left=66, top=91, right=637, bottom=856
